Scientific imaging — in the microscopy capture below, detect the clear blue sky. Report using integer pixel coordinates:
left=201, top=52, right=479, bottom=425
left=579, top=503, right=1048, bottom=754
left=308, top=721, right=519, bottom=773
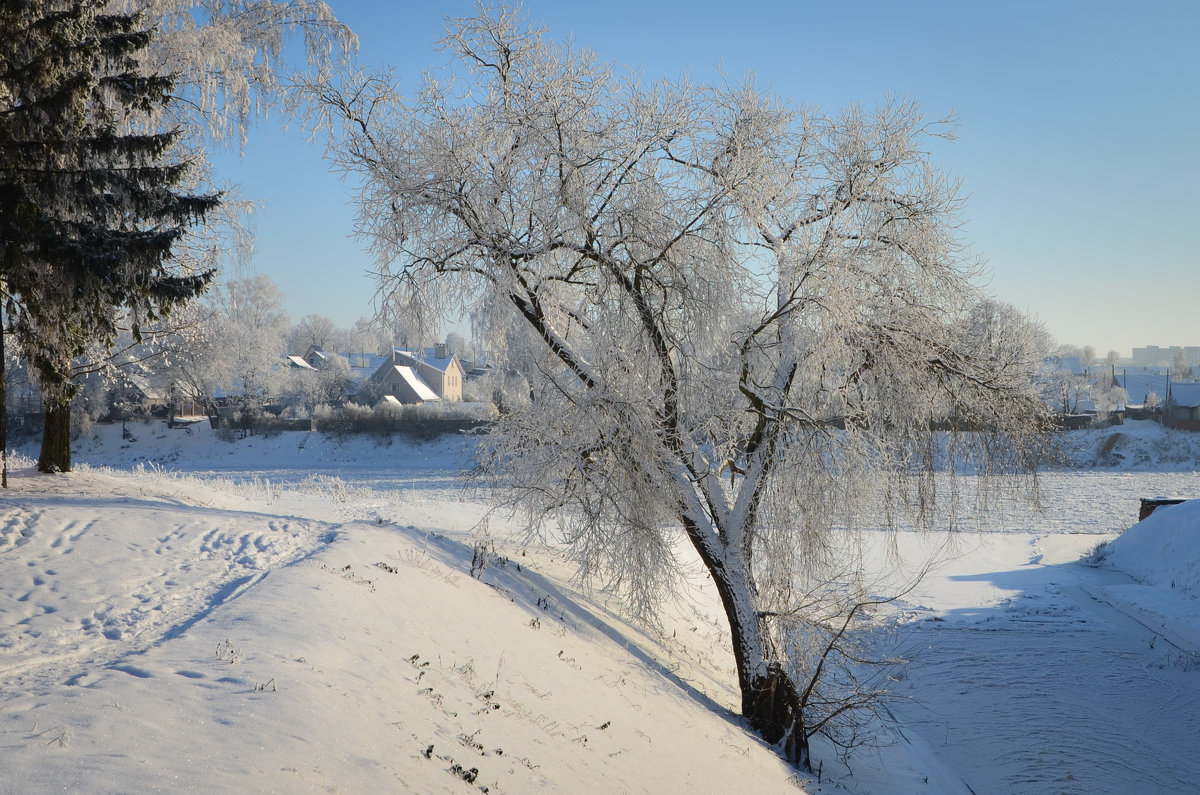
left=209, top=0, right=1199, bottom=357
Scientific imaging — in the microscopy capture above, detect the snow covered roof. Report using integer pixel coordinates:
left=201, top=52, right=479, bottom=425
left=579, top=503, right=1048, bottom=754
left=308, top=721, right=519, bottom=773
left=423, top=347, right=459, bottom=372
left=1170, top=382, right=1200, bottom=408
left=287, top=355, right=318, bottom=371
left=460, top=353, right=490, bottom=376
left=393, top=347, right=459, bottom=373
left=345, top=353, right=388, bottom=382
left=348, top=352, right=384, bottom=367
left=391, top=365, right=440, bottom=402
left=423, top=355, right=456, bottom=372
left=1116, top=373, right=1170, bottom=407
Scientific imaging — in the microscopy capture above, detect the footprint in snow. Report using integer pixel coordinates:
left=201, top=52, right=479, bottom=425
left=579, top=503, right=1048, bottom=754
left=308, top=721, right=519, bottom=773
left=109, top=664, right=153, bottom=679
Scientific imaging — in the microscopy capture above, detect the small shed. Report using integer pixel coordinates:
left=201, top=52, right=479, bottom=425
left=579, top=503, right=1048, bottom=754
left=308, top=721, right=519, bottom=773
left=1166, top=382, right=1200, bottom=430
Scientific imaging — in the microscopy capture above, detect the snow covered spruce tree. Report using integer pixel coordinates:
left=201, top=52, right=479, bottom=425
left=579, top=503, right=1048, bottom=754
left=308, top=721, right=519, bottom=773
left=0, top=0, right=219, bottom=473
left=312, top=7, right=1051, bottom=768
left=2, top=0, right=352, bottom=477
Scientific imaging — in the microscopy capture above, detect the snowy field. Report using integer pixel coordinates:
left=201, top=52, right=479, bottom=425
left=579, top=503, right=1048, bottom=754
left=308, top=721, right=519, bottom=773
left=1, top=420, right=1198, bottom=793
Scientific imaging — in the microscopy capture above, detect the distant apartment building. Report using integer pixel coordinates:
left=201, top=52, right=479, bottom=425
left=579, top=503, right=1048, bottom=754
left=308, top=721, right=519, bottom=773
left=1131, top=345, right=1200, bottom=368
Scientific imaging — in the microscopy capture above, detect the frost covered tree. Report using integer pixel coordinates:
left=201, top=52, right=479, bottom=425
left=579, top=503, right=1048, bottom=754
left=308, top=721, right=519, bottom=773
left=281, top=349, right=350, bottom=415
left=289, top=313, right=336, bottom=352
left=1042, top=362, right=1087, bottom=417
left=214, top=274, right=289, bottom=413
left=444, top=331, right=467, bottom=356
left=0, top=0, right=219, bottom=473
left=1054, top=343, right=1082, bottom=361
left=1172, top=347, right=1188, bottom=378
left=349, top=315, right=392, bottom=357
left=153, top=298, right=226, bottom=419
left=310, top=7, right=1051, bottom=768
left=117, top=0, right=355, bottom=147
left=153, top=275, right=288, bottom=423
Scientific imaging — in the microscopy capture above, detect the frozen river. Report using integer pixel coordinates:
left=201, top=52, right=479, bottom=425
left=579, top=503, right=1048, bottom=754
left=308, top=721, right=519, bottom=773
left=971, top=470, right=1200, bottom=535
left=169, top=465, right=1200, bottom=537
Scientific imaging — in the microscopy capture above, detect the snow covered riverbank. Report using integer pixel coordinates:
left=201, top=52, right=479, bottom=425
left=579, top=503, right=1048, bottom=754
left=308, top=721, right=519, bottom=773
left=1, top=420, right=1197, bottom=792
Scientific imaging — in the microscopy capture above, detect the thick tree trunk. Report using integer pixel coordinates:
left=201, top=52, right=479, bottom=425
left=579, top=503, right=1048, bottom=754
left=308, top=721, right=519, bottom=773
left=38, top=398, right=72, bottom=473
left=745, top=663, right=808, bottom=769
left=720, top=576, right=809, bottom=769
left=684, top=516, right=810, bottom=769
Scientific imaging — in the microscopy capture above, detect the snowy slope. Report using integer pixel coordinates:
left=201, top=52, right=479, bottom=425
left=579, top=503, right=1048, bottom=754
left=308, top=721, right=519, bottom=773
left=0, top=461, right=807, bottom=793
left=1062, top=419, right=1200, bottom=470
left=1093, top=499, right=1200, bottom=652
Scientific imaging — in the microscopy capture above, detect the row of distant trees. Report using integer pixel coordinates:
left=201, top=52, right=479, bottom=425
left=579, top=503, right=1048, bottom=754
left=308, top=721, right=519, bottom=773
left=1, top=271, right=494, bottom=436
left=1045, top=342, right=1198, bottom=418
left=1052, top=344, right=1118, bottom=369
left=22, top=265, right=1145, bottom=439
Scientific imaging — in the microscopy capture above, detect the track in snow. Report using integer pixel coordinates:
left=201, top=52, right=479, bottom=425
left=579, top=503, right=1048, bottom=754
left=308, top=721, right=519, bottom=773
left=0, top=493, right=330, bottom=694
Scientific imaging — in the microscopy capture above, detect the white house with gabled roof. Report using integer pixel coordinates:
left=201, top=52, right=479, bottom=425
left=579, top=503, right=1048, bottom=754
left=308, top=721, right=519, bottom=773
left=369, top=344, right=465, bottom=404
left=371, top=344, right=464, bottom=403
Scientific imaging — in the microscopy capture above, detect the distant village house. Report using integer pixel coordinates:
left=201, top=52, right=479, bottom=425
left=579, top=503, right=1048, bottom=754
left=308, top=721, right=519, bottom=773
left=370, top=344, right=465, bottom=405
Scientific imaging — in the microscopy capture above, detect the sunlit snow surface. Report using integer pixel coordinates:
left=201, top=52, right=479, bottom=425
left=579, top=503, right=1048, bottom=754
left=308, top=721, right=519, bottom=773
left=0, top=420, right=1197, bottom=793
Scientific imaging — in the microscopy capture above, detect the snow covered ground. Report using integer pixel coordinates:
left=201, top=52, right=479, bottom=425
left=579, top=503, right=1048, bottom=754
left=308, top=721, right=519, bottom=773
left=1, top=420, right=1198, bottom=793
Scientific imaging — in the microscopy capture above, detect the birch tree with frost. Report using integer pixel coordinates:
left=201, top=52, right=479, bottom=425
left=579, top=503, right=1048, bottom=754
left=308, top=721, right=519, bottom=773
left=117, top=0, right=356, bottom=146
left=310, top=6, right=1051, bottom=768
